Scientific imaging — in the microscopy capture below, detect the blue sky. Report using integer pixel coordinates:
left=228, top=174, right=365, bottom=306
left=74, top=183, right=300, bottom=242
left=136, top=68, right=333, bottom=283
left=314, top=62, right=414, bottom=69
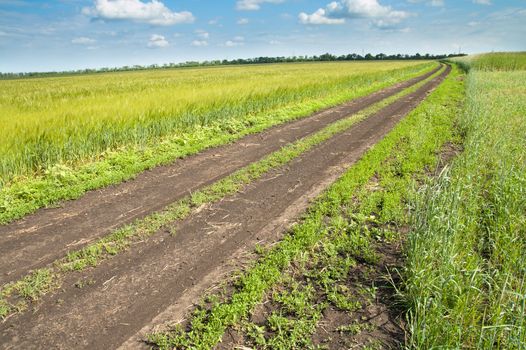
left=0, top=0, right=525, bottom=72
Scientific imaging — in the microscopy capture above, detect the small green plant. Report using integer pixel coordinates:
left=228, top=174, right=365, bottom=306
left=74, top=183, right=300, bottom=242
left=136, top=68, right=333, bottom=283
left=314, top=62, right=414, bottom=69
left=14, top=269, right=55, bottom=301
left=337, top=322, right=375, bottom=335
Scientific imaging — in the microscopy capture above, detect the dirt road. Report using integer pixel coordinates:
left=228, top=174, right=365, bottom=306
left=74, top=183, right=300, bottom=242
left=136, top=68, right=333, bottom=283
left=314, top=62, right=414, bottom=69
left=0, top=65, right=449, bottom=349
left=0, top=65, right=440, bottom=285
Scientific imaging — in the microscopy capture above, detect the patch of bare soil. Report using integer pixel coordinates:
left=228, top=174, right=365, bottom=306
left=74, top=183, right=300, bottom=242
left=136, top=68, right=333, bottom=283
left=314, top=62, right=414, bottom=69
left=435, top=141, right=463, bottom=174
left=311, top=240, right=406, bottom=350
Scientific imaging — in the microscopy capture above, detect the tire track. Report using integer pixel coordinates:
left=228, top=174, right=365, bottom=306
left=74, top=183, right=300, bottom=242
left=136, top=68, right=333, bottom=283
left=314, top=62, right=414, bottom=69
left=0, top=66, right=450, bottom=350
left=0, top=65, right=441, bottom=285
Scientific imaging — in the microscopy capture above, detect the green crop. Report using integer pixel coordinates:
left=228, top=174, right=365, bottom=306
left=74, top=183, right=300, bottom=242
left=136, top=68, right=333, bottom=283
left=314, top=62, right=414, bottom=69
left=451, top=51, right=526, bottom=72
left=405, top=52, right=526, bottom=349
left=0, top=61, right=429, bottom=182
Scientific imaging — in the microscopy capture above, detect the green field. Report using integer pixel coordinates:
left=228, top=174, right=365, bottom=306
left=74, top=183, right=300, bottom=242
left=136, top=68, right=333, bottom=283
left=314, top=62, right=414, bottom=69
left=0, top=61, right=433, bottom=224
left=454, top=51, right=526, bottom=71
left=1, top=52, right=524, bottom=349
left=0, top=61, right=429, bottom=181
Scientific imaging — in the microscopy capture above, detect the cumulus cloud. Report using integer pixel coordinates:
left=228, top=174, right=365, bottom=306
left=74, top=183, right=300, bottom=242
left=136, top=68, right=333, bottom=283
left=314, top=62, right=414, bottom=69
left=473, top=0, right=491, bottom=4
left=237, top=18, right=249, bottom=24
left=299, top=9, right=345, bottom=24
left=299, top=0, right=411, bottom=28
left=147, top=34, right=168, bottom=47
left=191, top=30, right=208, bottom=46
left=236, top=0, right=284, bottom=11
left=82, top=0, right=194, bottom=26
left=72, top=37, right=96, bottom=44
left=191, top=40, right=208, bottom=46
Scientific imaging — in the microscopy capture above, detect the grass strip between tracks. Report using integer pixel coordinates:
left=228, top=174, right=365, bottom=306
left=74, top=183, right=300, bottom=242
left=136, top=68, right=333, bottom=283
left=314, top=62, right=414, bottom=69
left=146, top=65, right=461, bottom=349
left=0, top=63, right=436, bottom=225
left=0, top=66, right=445, bottom=320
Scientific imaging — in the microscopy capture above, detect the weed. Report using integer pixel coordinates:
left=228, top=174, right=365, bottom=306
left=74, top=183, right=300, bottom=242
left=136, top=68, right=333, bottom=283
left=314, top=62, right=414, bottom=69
left=337, top=322, right=375, bottom=335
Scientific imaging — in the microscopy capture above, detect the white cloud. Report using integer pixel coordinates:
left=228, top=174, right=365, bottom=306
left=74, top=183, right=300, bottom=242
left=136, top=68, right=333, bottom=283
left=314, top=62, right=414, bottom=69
left=191, top=40, right=208, bottom=46
left=0, top=31, right=8, bottom=36
left=237, top=18, right=249, bottom=24
left=407, top=0, right=444, bottom=6
left=82, top=0, right=195, bottom=26
left=299, top=0, right=411, bottom=27
left=236, top=0, right=284, bottom=11
left=224, top=36, right=245, bottom=47
left=72, top=37, right=96, bottom=44
left=269, top=39, right=281, bottom=44
left=147, top=34, right=169, bottom=47
left=299, top=9, right=345, bottom=24
left=195, top=30, right=209, bottom=39
left=473, top=0, right=491, bottom=4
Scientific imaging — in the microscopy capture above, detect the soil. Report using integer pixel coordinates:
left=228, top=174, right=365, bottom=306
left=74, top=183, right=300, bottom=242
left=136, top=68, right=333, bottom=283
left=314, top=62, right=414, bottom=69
left=218, top=237, right=408, bottom=350
left=0, top=65, right=450, bottom=349
left=309, top=240, right=407, bottom=350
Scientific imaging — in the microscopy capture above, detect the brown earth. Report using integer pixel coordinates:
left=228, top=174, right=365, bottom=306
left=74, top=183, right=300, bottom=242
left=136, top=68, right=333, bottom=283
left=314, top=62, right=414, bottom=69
left=216, top=234, right=407, bottom=350
left=0, top=65, right=441, bottom=286
left=0, top=66, right=450, bottom=349
left=309, top=239, right=407, bottom=350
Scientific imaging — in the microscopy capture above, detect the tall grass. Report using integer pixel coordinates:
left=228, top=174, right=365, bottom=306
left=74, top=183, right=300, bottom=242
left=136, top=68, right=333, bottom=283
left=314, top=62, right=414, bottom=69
left=405, top=53, right=526, bottom=348
left=452, top=51, right=526, bottom=72
left=0, top=61, right=429, bottom=185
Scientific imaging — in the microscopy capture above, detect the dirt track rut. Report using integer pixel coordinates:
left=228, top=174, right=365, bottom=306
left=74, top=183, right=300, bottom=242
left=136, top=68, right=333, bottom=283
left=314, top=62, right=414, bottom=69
left=0, top=65, right=450, bottom=349
left=0, top=65, right=441, bottom=286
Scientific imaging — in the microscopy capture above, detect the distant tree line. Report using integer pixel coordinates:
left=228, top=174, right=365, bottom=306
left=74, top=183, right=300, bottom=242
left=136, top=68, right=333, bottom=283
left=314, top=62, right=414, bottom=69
left=0, top=52, right=466, bottom=79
